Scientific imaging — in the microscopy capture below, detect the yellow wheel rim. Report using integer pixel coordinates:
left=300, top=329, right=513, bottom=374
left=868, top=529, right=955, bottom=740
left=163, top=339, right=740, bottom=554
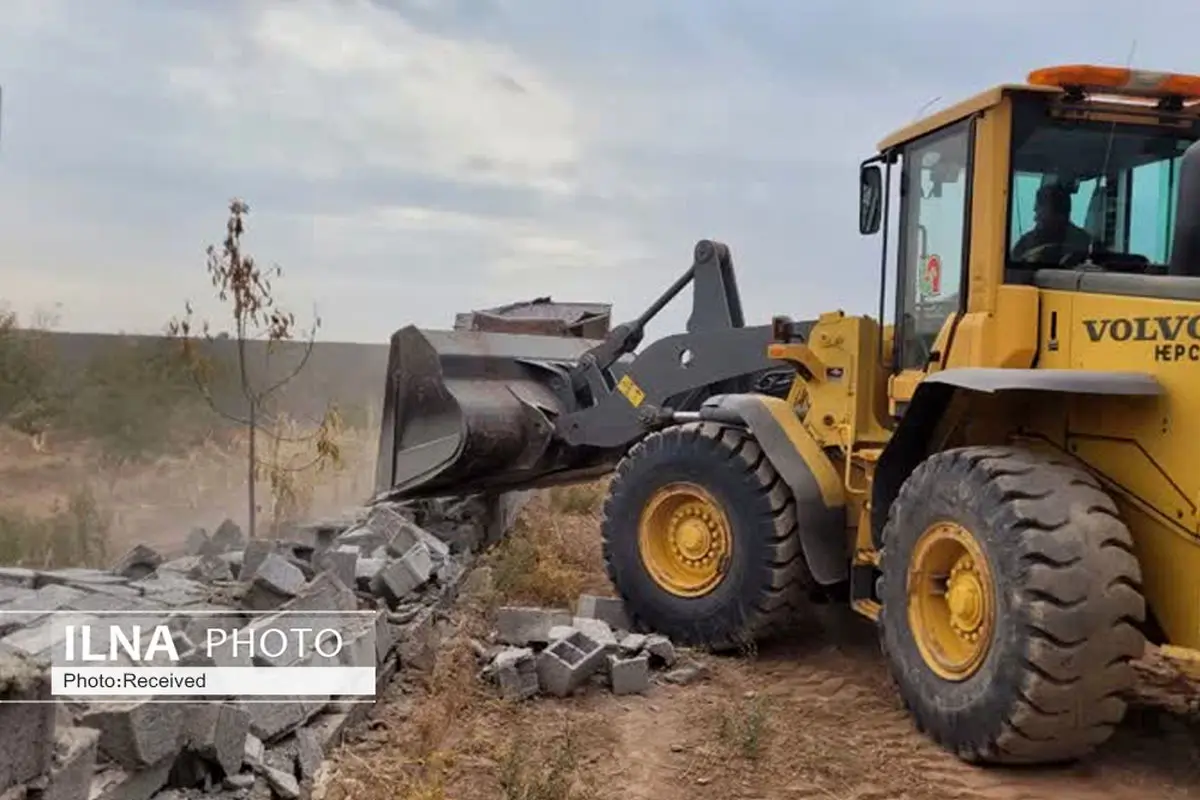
left=907, top=521, right=995, bottom=681
left=637, top=482, right=732, bottom=598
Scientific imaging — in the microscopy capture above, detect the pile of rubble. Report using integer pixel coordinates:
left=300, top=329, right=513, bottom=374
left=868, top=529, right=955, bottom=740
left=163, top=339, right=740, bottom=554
left=476, top=595, right=707, bottom=701
left=0, top=492, right=528, bottom=800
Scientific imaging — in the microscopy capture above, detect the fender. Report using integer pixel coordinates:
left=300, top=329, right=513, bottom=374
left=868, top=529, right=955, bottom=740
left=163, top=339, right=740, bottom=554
left=698, top=393, right=848, bottom=585
left=871, top=368, right=1163, bottom=547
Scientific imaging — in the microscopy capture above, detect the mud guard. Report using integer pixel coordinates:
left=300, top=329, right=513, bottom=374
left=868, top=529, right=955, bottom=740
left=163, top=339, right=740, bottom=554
left=699, top=394, right=848, bottom=585
left=870, top=368, right=1163, bottom=548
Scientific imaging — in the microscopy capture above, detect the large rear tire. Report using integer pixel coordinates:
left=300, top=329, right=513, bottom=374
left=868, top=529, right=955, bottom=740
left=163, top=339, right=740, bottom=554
left=878, top=445, right=1145, bottom=764
left=600, top=422, right=810, bottom=650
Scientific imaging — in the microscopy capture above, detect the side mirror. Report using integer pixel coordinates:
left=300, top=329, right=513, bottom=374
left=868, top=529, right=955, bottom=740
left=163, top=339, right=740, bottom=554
left=859, top=164, right=883, bottom=235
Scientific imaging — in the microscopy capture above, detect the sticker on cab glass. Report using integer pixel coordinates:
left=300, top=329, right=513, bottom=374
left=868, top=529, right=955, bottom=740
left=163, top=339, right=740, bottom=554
left=919, top=254, right=941, bottom=297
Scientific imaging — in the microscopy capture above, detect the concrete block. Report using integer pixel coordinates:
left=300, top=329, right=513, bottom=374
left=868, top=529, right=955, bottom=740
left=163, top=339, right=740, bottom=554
left=576, top=594, right=631, bottom=632
left=219, top=550, right=244, bottom=579
left=211, top=519, right=247, bottom=553
left=305, top=711, right=351, bottom=753
left=314, top=546, right=357, bottom=590
left=0, top=587, right=33, bottom=606
left=0, top=584, right=86, bottom=634
left=243, top=733, right=264, bottom=769
left=37, top=726, right=99, bottom=800
left=161, top=555, right=232, bottom=583
left=535, top=630, right=606, bottom=697
left=365, top=504, right=409, bottom=547
left=132, top=573, right=210, bottom=607
left=42, top=568, right=129, bottom=587
left=80, top=700, right=183, bottom=769
left=0, top=786, right=25, bottom=800
left=354, top=558, right=385, bottom=591
left=2, top=613, right=97, bottom=662
left=241, top=540, right=274, bottom=579
left=644, top=634, right=677, bottom=667
left=184, top=703, right=249, bottom=777
left=0, top=568, right=37, bottom=588
left=396, top=605, right=440, bottom=671
left=335, top=526, right=386, bottom=555
left=0, top=652, right=54, bottom=793
left=261, top=765, right=300, bottom=800
left=241, top=554, right=306, bottom=610
left=618, top=633, right=647, bottom=654
left=571, top=617, right=617, bottom=651
left=372, top=608, right=397, bottom=664
left=278, top=571, right=357, bottom=614
left=488, top=647, right=539, bottom=701
left=223, top=773, right=255, bottom=790
left=370, top=545, right=434, bottom=602
left=111, top=545, right=164, bottom=581
left=64, top=592, right=155, bottom=614
left=495, top=606, right=572, bottom=646
left=87, top=757, right=172, bottom=800
left=608, top=654, right=650, bottom=695
left=547, top=625, right=577, bottom=642
left=333, top=614, right=376, bottom=670
left=186, top=527, right=211, bottom=556
left=293, top=728, right=323, bottom=782
left=236, top=700, right=324, bottom=743
left=247, top=553, right=305, bottom=594
left=662, top=656, right=707, bottom=685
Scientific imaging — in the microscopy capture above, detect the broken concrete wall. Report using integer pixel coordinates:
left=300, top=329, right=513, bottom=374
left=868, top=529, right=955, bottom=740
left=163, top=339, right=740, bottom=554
left=0, top=491, right=522, bottom=800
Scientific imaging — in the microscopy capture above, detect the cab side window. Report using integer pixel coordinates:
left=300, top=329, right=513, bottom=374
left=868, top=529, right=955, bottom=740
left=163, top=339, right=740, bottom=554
left=896, top=121, right=971, bottom=371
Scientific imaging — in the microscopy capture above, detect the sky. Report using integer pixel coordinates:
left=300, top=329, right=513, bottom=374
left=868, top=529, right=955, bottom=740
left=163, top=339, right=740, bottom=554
left=1, top=0, right=1197, bottom=344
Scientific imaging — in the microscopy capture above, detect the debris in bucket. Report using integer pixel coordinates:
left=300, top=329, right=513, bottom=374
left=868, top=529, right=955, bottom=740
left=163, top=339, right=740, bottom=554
left=477, top=593, right=706, bottom=700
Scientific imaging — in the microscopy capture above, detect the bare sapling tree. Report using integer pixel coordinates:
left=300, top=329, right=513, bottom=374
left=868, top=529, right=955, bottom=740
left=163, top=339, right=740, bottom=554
left=168, top=198, right=343, bottom=538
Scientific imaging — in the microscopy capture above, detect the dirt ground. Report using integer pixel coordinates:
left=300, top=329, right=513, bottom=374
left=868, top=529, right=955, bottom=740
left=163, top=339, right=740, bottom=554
left=324, top=488, right=1200, bottom=800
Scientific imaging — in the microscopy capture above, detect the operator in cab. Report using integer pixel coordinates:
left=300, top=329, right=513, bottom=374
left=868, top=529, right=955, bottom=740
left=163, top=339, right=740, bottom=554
left=1011, top=182, right=1093, bottom=263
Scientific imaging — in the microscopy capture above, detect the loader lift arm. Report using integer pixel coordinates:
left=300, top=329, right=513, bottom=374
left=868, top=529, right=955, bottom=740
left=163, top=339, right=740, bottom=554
left=374, top=240, right=799, bottom=501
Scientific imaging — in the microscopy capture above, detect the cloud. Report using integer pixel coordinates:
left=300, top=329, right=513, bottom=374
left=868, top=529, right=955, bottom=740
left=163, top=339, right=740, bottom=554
left=0, top=0, right=1197, bottom=343
left=164, top=2, right=580, bottom=192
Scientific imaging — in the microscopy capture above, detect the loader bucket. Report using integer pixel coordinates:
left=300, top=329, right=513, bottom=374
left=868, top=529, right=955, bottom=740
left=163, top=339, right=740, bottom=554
left=373, top=326, right=621, bottom=501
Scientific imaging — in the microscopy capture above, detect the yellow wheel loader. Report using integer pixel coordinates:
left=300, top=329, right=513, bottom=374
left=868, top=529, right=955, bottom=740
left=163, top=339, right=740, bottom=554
left=374, top=64, right=1200, bottom=765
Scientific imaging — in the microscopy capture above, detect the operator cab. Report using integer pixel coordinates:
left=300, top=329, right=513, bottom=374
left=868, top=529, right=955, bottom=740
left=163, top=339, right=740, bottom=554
left=858, top=65, right=1200, bottom=382
left=1006, top=67, right=1200, bottom=280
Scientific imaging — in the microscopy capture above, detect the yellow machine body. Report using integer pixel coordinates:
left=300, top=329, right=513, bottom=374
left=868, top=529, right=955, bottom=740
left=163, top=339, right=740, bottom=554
left=767, top=66, right=1200, bottom=656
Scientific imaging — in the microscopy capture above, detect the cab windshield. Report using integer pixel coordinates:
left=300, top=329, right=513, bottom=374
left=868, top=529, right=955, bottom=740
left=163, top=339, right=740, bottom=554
left=1008, top=101, right=1198, bottom=275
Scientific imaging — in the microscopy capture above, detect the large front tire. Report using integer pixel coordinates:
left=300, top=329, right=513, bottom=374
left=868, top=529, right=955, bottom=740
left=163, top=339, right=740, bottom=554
left=878, top=445, right=1146, bottom=764
left=601, top=422, right=810, bottom=650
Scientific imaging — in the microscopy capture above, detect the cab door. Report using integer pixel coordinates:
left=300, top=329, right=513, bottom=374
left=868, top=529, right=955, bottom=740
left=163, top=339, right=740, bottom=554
left=889, top=119, right=975, bottom=407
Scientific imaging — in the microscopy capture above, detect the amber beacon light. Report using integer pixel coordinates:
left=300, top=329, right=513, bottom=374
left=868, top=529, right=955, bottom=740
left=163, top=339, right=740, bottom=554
left=1027, top=64, right=1200, bottom=100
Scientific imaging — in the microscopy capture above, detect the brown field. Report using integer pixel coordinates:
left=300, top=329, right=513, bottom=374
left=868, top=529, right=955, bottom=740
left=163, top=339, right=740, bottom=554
left=0, top=423, right=378, bottom=566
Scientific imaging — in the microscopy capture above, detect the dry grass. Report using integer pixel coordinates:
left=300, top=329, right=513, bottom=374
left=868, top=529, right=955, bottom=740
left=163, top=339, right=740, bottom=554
left=484, top=483, right=614, bottom=610
left=322, top=481, right=619, bottom=800
left=0, top=485, right=111, bottom=568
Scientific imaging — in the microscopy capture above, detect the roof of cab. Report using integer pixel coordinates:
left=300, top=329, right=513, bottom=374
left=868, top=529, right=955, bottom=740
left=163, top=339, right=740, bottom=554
left=876, top=83, right=1060, bottom=152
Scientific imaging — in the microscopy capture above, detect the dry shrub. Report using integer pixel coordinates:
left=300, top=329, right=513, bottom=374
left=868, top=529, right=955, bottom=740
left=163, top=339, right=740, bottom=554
left=715, top=693, right=772, bottom=760
left=0, top=486, right=111, bottom=568
left=547, top=482, right=605, bottom=516
left=497, top=716, right=599, bottom=800
left=486, top=484, right=612, bottom=608
left=323, top=628, right=491, bottom=800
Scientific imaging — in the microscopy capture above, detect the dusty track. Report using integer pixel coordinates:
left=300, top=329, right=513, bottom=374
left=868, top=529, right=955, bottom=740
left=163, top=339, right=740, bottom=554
left=602, top=605, right=1200, bottom=800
